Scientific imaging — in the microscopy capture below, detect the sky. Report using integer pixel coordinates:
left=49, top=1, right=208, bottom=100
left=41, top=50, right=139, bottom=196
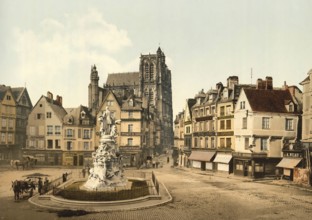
left=1, top=0, right=312, bottom=117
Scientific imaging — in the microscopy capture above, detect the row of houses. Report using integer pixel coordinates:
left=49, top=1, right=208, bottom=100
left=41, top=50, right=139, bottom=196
left=0, top=48, right=174, bottom=167
left=174, top=72, right=312, bottom=185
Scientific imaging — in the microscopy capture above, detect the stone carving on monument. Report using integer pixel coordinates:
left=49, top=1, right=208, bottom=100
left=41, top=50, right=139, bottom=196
left=84, top=107, right=126, bottom=190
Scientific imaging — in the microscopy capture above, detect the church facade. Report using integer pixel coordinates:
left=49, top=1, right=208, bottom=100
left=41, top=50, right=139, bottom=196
left=88, top=48, right=174, bottom=165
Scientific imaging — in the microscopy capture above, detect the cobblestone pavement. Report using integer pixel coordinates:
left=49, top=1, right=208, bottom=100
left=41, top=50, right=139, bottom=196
left=1, top=156, right=312, bottom=220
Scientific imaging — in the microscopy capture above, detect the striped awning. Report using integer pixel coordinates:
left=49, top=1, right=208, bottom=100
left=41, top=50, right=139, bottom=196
left=188, top=151, right=216, bottom=162
left=276, top=158, right=302, bottom=169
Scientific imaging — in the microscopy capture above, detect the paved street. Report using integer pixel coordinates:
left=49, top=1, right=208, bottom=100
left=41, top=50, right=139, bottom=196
left=1, top=157, right=312, bottom=220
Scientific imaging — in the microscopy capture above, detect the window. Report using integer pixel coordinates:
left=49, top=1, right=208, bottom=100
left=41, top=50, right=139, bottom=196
left=84, top=142, right=89, bottom=150
left=240, top=101, right=245, bottom=109
left=194, top=137, right=198, bottom=147
left=107, top=100, right=113, bottom=106
left=55, top=140, right=60, bottom=149
left=244, top=138, right=249, bottom=150
left=220, top=138, right=225, bottom=148
left=242, top=117, right=247, bottom=129
left=285, top=119, right=294, bottom=131
left=7, top=133, right=13, bottom=143
left=205, top=137, right=208, bottom=148
left=226, top=120, right=231, bottom=130
left=37, top=113, right=42, bottom=119
left=261, top=138, right=267, bottom=151
left=220, top=120, right=225, bottom=130
left=1, top=133, right=5, bottom=143
left=127, top=138, right=133, bottom=146
left=220, top=106, right=225, bottom=116
left=47, top=140, right=53, bottom=149
left=67, top=141, right=72, bottom=150
left=200, top=109, right=204, bottom=116
left=145, top=63, right=149, bottom=79
left=2, top=118, right=6, bottom=128
left=128, top=124, right=133, bottom=132
left=186, top=126, right=190, bottom=134
left=66, top=129, right=74, bottom=137
left=150, top=64, right=154, bottom=79
left=30, top=126, right=36, bottom=135
left=149, top=90, right=154, bottom=102
left=8, top=119, right=13, bottom=128
left=6, top=95, right=11, bottom=100
left=289, top=104, right=293, bottom=112
left=128, top=111, right=133, bottom=118
left=55, top=126, right=61, bottom=135
left=211, top=137, right=215, bottom=148
left=226, top=138, right=231, bottom=148
left=46, top=112, right=52, bottom=118
left=83, top=129, right=90, bottom=139
left=47, top=125, right=53, bottom=135
left=226, top=105, right=231, bottom=115
left=129, top=99, right=133, bottom=107
left=262, top=117, right=270, bottom=129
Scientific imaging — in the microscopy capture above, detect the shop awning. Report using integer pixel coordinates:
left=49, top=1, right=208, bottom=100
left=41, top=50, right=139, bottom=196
left=213, top=153, right=232, bottom=164
left=188, top=151, right=216, bottom=162
left=276, top=158, right=302, bottom=169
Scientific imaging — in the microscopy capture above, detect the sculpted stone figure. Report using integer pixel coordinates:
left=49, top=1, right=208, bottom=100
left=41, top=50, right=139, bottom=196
left=99, top=107, right=113, bottom=135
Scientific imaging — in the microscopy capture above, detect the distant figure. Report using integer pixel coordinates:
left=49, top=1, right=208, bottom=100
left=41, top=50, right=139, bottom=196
left=38, top=178, right=43, bottom=195
left=82, top=168, right=86, bottom=178
left=43, top=177, right=49, bottom=193
left=167, top=157, right=170, bottom=163
left=62, top=173, right=66, bottom=183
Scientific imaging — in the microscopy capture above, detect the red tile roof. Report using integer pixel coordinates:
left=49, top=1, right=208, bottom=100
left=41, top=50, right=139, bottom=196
left=244, top=89, right=295, bottom=113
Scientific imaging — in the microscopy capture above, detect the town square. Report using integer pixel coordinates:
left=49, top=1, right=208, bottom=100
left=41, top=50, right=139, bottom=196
left=1, top=0, right=312, bottom=219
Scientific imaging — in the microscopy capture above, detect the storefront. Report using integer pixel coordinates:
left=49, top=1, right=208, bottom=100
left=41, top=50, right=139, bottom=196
left=213, top=153, right=233, bottom=173
left=276, top=157, right=303, bottom=180
left=63, top=152, right=92, bottom=166
left=22, top=149, right=63, bottom=165
left=188, top=150, right=216, bottom=171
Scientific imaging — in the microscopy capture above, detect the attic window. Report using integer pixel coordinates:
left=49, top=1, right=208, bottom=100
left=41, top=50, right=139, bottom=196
left=6, top=95, right=11, bottom=100
left=68, top=117, right=73, bottom=124
left=288, top=103, right=294, bottom=112
left=81, top=111, right=86, bottom=119
left=129, top=99, right=133, bottom=107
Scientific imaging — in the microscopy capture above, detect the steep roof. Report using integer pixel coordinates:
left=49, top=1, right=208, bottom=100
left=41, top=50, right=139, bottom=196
left=244, top=89, right=295, bottom=113
left=0, top=85, right=25, bottom=101
left=106, top=72, right=140, bottom=86
left=64, top=105, right=94, bottom=125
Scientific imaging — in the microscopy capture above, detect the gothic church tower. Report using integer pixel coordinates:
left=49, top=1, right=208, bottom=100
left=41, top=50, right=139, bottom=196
left=139, top=47, right=174, bottom=151
left=88, top=65, right=99, bottom=110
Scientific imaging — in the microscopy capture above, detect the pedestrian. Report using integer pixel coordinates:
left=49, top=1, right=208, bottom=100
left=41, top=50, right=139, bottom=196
left=38, top=178, right=43, bottom=195
left=43, top=177, right=49, bottom=193
left=167, top=156, right=170, bottom=163
left=82, top=168, right=86, bottom=178
left=62, top=173, right=66, bottom=183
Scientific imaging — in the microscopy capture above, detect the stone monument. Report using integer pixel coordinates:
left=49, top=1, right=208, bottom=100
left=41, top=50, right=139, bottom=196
left=84, top=107, right=126, bottom=190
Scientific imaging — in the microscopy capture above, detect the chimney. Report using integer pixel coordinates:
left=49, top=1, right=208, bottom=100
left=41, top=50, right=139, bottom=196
left=256, top=78, right=264, bottom=89
left=47, top=91, right=53, bottom=101
left=56, top=95, right=63, bottom=106
left=265, top=76, right=273, bottom=90
left=227, top=76, right=239, bottom=90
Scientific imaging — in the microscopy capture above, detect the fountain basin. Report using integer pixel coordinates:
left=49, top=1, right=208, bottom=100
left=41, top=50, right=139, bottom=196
left=55, top=178, right=151, bottom=201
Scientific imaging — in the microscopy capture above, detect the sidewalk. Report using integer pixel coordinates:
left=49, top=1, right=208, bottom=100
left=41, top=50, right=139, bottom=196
left=174, top=165, right=312, bottom=192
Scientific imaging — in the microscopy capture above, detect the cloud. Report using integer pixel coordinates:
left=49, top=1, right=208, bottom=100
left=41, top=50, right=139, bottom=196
left=12, top=8, right=133, bottom=107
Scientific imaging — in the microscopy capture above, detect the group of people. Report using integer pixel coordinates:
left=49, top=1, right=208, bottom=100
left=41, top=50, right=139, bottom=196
left=37, top=177, right=49, bottom=195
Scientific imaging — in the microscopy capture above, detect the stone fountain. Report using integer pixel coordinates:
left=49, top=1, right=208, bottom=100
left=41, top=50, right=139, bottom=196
left=84, top=107, right=126, bottom=190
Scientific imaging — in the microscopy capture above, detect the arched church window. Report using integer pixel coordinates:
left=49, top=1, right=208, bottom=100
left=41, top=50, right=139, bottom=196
left=145, top=63, right=149, bottom=79
left=150, top=64, right=154, bottom=79
left=149, top=89, right=154, bottom=103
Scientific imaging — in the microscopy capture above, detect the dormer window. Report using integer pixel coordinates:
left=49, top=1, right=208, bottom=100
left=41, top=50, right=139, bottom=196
left=81, top=111, right=86, bottom=119
left=68, top=116, right=73, bottom=124
left=288, top=103, right=294, bottom=112
left=129, top=99, right=133, bottom=107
